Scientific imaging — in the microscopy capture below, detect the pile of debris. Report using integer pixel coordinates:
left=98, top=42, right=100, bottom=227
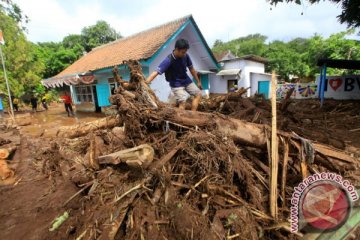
left=199, top=89, right=360, bottom=153
left=34, top=60, right=359, bottom=239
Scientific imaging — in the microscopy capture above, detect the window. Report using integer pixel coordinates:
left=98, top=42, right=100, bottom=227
left=75, top=85, right=93, bottom=103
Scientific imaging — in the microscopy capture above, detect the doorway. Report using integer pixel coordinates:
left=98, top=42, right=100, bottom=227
left=227, top=80, right=238, bottom=92
left=92, top=85, right=102, bottom=112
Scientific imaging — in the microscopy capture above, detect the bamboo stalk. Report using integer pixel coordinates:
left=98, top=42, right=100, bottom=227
left=280, top=137, right=289, bottom=208
left=270, top=71, right=278, bottom=219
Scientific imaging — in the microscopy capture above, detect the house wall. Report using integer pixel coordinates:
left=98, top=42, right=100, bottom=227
left=211, top=59, right=265, bottom=96
left=241, top=60, right=265, bottom=97
left=250, top=73, right=272, bottom=97
left=209, top=74, right=229, bottom=94
left=148, top=22, right=217, bottom=101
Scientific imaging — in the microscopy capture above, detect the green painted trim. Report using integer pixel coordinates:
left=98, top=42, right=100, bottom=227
left=146, top=20, right=191, bottom=65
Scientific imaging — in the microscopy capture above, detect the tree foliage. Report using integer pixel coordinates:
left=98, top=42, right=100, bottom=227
left=268, top=0, right=360, bottom=28
left=81, top=20, right=121, bottom=52
left=212, top=30, right=360, bottom=81
left=0, top=8, right=44, bottom=97
left=38, top=20, right=122, bottom=79
left=0, top=1, right=122, bottom=98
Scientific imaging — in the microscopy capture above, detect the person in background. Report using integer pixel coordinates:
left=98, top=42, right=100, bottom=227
left=30, top=95, right=38, bottom=113
left=60, top=92, right=74, bottom=117
left=145, top=38, right=203, bottom=111
left=0, top=96, right=4, bottom=118
left=230, top=83, right=238, bottom=92
left=12, top=97, right=19, bottom=112
left=41, top=96, right=48, bottom=110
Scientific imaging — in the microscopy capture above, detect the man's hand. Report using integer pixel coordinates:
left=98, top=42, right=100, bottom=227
left=145, top=71, right=159, bottom=85
left=198, top=82, right=203, bottom=90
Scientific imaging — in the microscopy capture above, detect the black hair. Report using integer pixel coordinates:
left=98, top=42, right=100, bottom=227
left=175, top=38, right=190, bottom=50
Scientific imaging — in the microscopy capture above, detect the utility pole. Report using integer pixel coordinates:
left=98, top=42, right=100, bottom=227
left=0, top=30, right=14, bottom=119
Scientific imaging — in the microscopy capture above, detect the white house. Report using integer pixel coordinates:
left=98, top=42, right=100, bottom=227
left=41, top=15, right=219, bottom=112
left=210, top=54, right=273, bottom=98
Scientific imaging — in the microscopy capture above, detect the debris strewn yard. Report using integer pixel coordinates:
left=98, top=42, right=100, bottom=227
left=0, top=60, right=359, bottom=239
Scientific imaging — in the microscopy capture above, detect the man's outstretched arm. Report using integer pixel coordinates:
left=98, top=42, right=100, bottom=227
left=145, top=71, right=159, bottom=84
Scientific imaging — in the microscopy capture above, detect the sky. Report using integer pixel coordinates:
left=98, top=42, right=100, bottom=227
left=13, top=0, right=353, bottom=46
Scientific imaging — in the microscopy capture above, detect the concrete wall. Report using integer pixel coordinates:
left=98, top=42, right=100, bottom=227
left=250, top=73, right=272, bottom=96
left=211, top=59, right=265, bottom=96
left=276, top=75, right=360, bottom=100
left=241, top=61, right=265, bottom=97
left=209, top=74, right=230, bottom=94
left=315, top=75, right=360, bottom=100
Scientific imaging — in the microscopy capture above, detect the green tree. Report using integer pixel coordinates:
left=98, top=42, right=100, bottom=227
left=81, top=20, right=121, bottom=52
left=264, top=40, right=310, bottom=80
left=0, top=8, right=44, bottom=97
left=212, top=34, right=267, bottom=57
left=268, top=0, right=360, bottom=28
left=62, top=34, right=85, bottom=58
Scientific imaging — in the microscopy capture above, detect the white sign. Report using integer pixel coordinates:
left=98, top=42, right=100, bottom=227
left=316, top=75, right=360, bottom=100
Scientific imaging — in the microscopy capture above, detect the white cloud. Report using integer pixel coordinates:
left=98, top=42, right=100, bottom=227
left=14, top=0, right=350, bottom=45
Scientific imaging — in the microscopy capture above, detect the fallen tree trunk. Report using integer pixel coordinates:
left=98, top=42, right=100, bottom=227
left=0, top=146, right=17, bottom=160
left=57, top=116, right=121, bottom=139
left=152, top=107, right=357, bottom=165
left=0, top=160, right=14, bottom=180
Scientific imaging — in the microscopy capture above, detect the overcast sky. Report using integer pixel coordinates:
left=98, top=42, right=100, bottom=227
left=14, top=0, right=352, bottom=46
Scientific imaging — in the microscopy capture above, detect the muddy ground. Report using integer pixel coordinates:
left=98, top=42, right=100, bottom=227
left=0, top=104, right=103, bottom=239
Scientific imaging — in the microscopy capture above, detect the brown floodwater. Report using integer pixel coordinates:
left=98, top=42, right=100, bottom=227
left=8, top=103, right=105, bottom=137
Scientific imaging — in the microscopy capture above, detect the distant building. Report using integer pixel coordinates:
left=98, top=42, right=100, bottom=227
left=211, top=54, right=274, bottom=98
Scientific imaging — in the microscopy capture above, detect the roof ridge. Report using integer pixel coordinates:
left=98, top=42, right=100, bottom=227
left=91, top=14, right=192, bottom=52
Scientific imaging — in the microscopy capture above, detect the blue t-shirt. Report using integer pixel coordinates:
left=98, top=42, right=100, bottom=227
left=0, top=97, right=3, bottom=111
left=157, top=53, right=193, bottom=88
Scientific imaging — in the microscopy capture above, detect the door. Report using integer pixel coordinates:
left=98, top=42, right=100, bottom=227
left=92, top=86, right=101, bottom=112
left=95, top=83, right=111, bottom=108
left=258, top=81, right=270, bottom=99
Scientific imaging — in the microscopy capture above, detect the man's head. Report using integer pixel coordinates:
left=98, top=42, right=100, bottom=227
left=173, top=38, right=189, bottom=58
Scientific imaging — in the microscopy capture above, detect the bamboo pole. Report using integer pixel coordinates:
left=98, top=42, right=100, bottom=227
left=270, top=71, right=278, bottom=219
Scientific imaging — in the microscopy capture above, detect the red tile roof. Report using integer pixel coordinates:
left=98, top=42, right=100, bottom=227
left=56, top=15, right=190, bottom=77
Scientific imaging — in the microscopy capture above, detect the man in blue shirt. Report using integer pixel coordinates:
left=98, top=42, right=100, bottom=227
left=145, top=38, right=202, bottom=111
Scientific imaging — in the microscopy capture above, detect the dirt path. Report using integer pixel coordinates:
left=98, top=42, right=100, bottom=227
left=0, top=106, right=103, bottom=240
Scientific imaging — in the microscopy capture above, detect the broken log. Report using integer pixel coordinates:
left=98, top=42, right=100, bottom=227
left=280, top=87, right=295, bottom=111
left=0, top=160, right=14, bottom=180
left=0, top=146, right=17, bottom=160
left=158, top=107, right=357, bottom=167
left=98, top=144, right=154, bottom=168
left=57, top=116, right=121, bottom=139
